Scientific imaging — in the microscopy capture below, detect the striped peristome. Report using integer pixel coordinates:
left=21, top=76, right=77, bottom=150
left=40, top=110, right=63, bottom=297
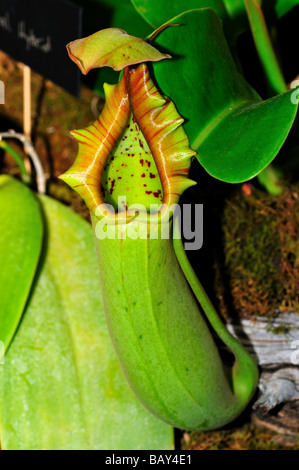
left=60, top=63, right=196, bottom=221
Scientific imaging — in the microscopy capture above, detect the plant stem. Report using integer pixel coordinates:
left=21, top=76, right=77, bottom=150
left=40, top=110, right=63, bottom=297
left=172, top=214, right=259, bottom=401
left=244, top=0, right=287, bottom=95
left=172, top=215, right=249, bottom=356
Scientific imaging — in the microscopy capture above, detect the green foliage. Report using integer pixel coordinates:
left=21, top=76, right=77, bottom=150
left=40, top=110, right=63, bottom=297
left=91, top=217, right=258, bottom=430
left=0, top=142, right=29, bottom=182
left=61, top=35, right=259, bottom=429
left=244, top=0, right=287, bottom=95
left=0, top=176, right=43, bottom=354
left=181, top=423, right=299, bottom=450
left=151, top=9, right=298, bottom=182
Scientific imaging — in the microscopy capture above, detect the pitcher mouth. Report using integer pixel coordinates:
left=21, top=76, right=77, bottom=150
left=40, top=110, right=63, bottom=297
left=60, top=63, right=196, bottom=225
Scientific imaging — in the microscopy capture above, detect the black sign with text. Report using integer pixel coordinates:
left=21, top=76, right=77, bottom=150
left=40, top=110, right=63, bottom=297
left=0, top=0, right=82, bottom=96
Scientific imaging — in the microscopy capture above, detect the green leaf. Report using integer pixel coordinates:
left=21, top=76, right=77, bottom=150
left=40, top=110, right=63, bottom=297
left=270, top=0, right=299, bottom=18
left=67, top=28, right=171, bottom=74
left=86, top=0, right=152, bottom=36
left=131, top=0, right=247, bottom=43
left=0, top=176, right=43, bottom=355
left=151, top=9, right=298, bottom=182
left=0, top=194, right=173, bottom=450
left=244, top=0, right=287, bottom=95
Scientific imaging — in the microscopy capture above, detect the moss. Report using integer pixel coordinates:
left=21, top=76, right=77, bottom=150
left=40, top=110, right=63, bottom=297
left=266, top=323, right=296, bottom=335
left=215, top=185, right=299, bottom=318
left=181, top=424, right=299, bottom=450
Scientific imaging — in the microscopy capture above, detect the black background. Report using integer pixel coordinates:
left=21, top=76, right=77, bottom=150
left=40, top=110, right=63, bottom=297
left=0, top=0, right=82, bottom=96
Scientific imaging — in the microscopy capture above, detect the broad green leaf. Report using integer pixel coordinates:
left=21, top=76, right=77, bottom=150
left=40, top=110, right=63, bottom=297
left=67, top=28, right=170, bottom=74
left=95, top=0, right=153, bottom=91
left=0, top=176, right=43, bottom=355
left=131, top=0, right=247, bottom=42
left=0, top=194, right=173, bottom=450
left=151, top=9, right=298, bottom=182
